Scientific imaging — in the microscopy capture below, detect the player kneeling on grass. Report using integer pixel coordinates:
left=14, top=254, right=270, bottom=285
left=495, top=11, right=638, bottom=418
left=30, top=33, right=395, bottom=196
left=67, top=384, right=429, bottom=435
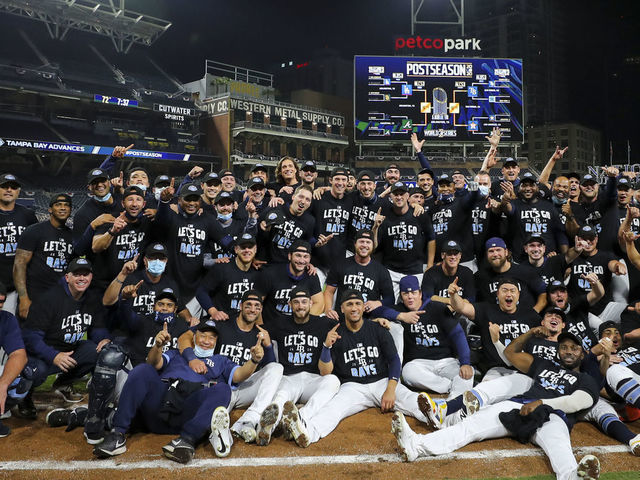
left=93, top=320, right=265, bottom=463
left=281, top=289, right=430, bottom=448
left=392, top=331, right=602, bottom=480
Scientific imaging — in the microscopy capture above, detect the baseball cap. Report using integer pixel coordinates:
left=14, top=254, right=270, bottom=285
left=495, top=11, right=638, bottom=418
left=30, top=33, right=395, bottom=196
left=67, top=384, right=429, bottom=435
left=236, top=233, right=257, bottom=247
left=399, top=275, right=420, bottom=293
left=503, top=157, right=518, bottom=166
left=542, top=306, right=566, bottom=322
left=67, top=257, right=92, bottom=274
left=443, top=240, right=462, bottom=253
left=155, top=287, right=178, bottom=304
left=357, top=170, right=375, bottom=182
left=566, top=172, right=581, bottom=181
left=154, top=175, right=171, bottom=187
left=49, top=193, right=72, bottom=207
left=452, top=169, right=465, bottom=176
left=251, top=163, right=268, bottom=173
left=264, top=209, right=285, bottom=227
left=0, top=173, right=21, bottom=188
left=385, top=163, right=399, bottom=172
left=301, top=161, right=317, bottom=172
left=87, top=168, right=108, bottom=184
left=179, top=184, right=202, bottom=199
left=355, top=229, right=374, bottom=242
left=289, top=239, right=312, bottom=254
left=340, top=289, right=364, bottom=304
left=290, top=285, right=311, bottom=299
left=127, top=166, right=148, bottom=179
left=203, top=172, right=221, bottom=185
left=197, top=319, right=219, bottom=335
left=581, top=174, right=597, bottom=185
left=409, top=187, right=424, bottom=196
left=437, top=174, right=453, bottom=185
left=331, top=167, right=349, bottom=178
left=577, top=225, right=597, bottom=240
left=521, top=172, right=537, bottom=184
left=618, top=177, right=632, bottom=190
left=219, top=169, right=235, bottom=179
left=145, top=243, right=168, bottom=258
left=485, top=237, right=507, bottom=249
left=248, top=177, right=265, bottom=190
left=496, top=277, right=519, bottom=290
left=557, top=331, right=582, bottom=347
left=547, top=280, right=567, bottom=294
left=123, top=185, right=145, bottom=199
left=524, top=234, right=546, bottom=245
left=598, top=320, right=620, bottom=338
left=391, top=181, right=408, bottom=193
left=215, top=191, right=234, bottom=204
left=241, top=289, right=263, bottom=304
left=417, top=167, right=434, bottom=178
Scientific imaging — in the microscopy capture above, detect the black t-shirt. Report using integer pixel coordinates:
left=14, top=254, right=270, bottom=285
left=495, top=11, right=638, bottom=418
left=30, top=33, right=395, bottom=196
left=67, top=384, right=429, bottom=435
left=377, top=209, right=435, bottom=274
left=0, top=205, right=38, bottom=290
left=474, top=263, right=546, bottom=307
left=399, top=301, right=460, bottom=363
left=325, top=257, right=394, bottom=306
left=255, top=264, right=322, bottom=327
left=429, top=195, right=476, bottom=262
left=311, top=191, right=353, bottom=270
left=259, top=206, right=314, bottom=264
left=95, top=218, right=152, bottom=284
left=422, top=264, right=475, bottom=302
left=598, top=204, right=637, bottom=257
left=270, top=315, right=336, bottom=375
left=24, top=282, right=107, bottom=352
left=527, top=255, right=567, bottom=287
left=267, top=181, right=301, bottom=205
left=517, top=357, right=600, bottom=427
left=214, top=315, right=262, bottom=365
left=154, top=201, right=226, bottom=298
left=570, top=183, right=617, bottom=235
left=507, top=198, right=567, bottom=261
left=473, top=302, right=541, bottom=368
left=564, top=295, right=598, bottom=352
left=200, top=261, right=260, bottom=314
left=346, top=192, right=390, bottom=250
left=329, top=319, right=397, bottom=384
left=471, top=197, right=498, bottom=259
left=71, top=197, right=122, bottom=253
left=524, top=337, right=558, bottom=362
left=210, top=219, right=247, bottom=260
left=122, top=270, right=185, bottom=317
left=17, top=220, right=73, bottom=301
left=567, top=250, right=616, bottom=315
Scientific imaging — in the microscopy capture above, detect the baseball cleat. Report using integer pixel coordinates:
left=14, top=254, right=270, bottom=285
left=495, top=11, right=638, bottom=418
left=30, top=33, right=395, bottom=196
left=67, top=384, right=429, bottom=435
left=462, top=390, right=481, bottom=416
left=209, top=406, right=233, bottom=457
left=282, top=401, right=309, bottom=448
left=0, top=410, right=10, bottom=419
left=231, top=420, right=256, bottom=444
left=391, top=412, right=418, bottom=462
left=629, top=434, right=640, bottom=456
left=46, top=408, right=72, bottom=428
left=163, top=436, right=195, bottom=464
left=54, top=384, right=84, bottom=403
left=66, top=406, right=88, bottom=432
left=15, top=394, right=37, bottom=419
left=417, top=392, right=446, bottom=430
left=577, top=454, right=600, bottom=480
left=93, top=431, right=126, bottom=458
left=257, top=403, right=280, bottom=446
left=0, top=420, right=10, bottom=438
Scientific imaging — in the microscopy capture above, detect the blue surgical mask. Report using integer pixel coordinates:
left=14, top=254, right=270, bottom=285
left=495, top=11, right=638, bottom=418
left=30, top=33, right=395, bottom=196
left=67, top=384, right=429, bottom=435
left=194, top=345, right=214, bottom=358
left=94, top=192, right=112, bottom=202
left=438, top=193, right=454, bottom=203
left=217, top=212, right=233, bottom=222
left=147, top=259, right=166, bottom=276
left=478, top=185, right=490, bottom=197
left=552, top=195, right=567, bottom=206
left=125, top=210, right=144, bottom=221
left=154, top=187, right=166, bottom=201
left=153, top=311, right=174, bottom=324
left=133, top=184, right=148, bottom=192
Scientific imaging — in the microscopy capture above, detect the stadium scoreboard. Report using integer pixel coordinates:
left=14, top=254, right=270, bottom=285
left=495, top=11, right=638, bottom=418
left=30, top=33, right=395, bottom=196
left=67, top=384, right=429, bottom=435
left=354, top=56, right=523, bottom=143
left=94, top=94, right=138, bottom=108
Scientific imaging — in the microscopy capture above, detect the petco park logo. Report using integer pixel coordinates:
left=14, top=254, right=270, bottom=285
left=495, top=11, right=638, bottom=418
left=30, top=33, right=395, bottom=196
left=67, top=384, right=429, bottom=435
left=394, top=36, right=481, bottom=53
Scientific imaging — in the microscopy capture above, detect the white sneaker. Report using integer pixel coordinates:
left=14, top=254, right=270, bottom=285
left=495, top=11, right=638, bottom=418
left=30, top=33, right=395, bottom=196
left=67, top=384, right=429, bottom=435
left=282, top=401, right=310, bottom=448
left=209, top=406, right=232, bottom=458
left=257, top=403, right=279, bottom=447
left=417, top=392, right=446, bottom=430
left=629, top=434, right=640, bottom=456
left=231, top=420, right=256, bottom=444
left=391, top=412, right=419, bottom=462
left=577, top=454, right=600, bottom=480
left=462, top=390, right=481, bottom=416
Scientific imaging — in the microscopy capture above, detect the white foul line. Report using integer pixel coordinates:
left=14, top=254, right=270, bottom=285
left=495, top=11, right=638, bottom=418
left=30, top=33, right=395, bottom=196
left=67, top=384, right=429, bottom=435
left=0, top=445, right=631, bottom=471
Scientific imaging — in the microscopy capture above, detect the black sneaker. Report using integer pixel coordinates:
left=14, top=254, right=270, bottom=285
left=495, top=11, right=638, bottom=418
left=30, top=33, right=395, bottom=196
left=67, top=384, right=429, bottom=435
left=46, top=408, right=72, bottom=428
left=54, top=384, right=84, bottom=403
left=15, top=393, right=37, bottom=419
left=0, top=419, right=10, bottom=438
left=66, top=406, right=88, bottom=432
left=93, top=431, right=127, bottom=458
left=84, top=428, right=105, bottom=445
left=162, top=437, right=195, bottom=464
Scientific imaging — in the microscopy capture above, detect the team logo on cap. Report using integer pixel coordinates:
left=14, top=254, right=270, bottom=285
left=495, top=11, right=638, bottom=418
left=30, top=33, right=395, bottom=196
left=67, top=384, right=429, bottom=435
left=268, top=212, right=277, bottom=220
left=153, top=244, right=163, bottom=250
left=91, top=170, right=102, bottom=176
left=187, top=185, right=197, bottom=192
left=5, top=174, right=15, bottom=180
left=77, top=258, right=89, bottom=265
left=241, top=233, right=252, bottom=240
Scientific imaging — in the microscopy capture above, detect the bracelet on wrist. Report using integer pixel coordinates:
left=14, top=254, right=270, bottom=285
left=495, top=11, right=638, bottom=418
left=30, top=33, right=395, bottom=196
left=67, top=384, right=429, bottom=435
left=115, top=278, right=124, bottom=284
left=108, top=229, right=116, bottom=236
left=250, top=357, right=259, bottom=364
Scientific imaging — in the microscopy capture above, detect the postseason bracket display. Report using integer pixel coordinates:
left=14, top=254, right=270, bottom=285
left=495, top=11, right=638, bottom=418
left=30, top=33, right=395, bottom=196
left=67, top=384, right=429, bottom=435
left=354, top=56, right=523, bottom=143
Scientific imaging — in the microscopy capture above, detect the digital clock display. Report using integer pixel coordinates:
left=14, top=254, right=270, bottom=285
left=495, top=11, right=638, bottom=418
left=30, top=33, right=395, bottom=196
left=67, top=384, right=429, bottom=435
left=94, top=94, right=139, bottom=108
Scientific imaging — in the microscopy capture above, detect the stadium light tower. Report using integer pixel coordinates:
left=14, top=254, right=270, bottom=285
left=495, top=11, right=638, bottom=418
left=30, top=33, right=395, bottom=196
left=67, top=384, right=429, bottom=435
left=411, top=0, right=465, bottom=36
left=0, top=0, right=172, bottom=53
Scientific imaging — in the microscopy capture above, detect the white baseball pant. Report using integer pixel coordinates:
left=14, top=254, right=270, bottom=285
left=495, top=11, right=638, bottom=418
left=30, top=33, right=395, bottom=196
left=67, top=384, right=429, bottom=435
left=402, top=357, right=474, bottom=400
left=228, top=362, right=284, bottom=427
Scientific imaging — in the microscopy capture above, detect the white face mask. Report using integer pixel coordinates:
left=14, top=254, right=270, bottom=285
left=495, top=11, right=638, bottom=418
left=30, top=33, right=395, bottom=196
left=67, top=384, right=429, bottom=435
left=478, top=185, right=490, bottom=197
left=154, top=187, right=167, bottom=201
left=194, top=345, right=214, bottom=358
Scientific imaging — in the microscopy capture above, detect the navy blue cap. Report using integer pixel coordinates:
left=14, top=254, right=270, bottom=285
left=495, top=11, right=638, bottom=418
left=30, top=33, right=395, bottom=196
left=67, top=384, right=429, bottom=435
left=180, top=184, right=202, bottom=199
left=521, top=172, right=537, bottom=183
left=581, top=174, right=597, bottom=185
left=215, top=191, right=234, bottom=204
left=437, top=174, right=453, bottom=184
left=87, top=168, right=108, bottom=184
left=301, top=161, right=317, bottom=172
left=547, top=280, right=567, bottom=293
left=503, top=157, right=518, bottom=166
left=391, top=181, right=408, bottom=193
left=485, top=237, right=507, bottom=249
left=399, top=275, right=420, bottom=293
left=154, top=174, right=171, bottom=187
left=248, top=177, right=265, bottom=189
left=443, top=240, right=462, bottom=253
left=340, top=289, right=364, bottom=304
left=156, top=287, right=177, bottom=304
left=203, top=172, right=221, bottom=184
left=578, top=225, right=597, bottom=239
left=67, top=257, right=92, bottom=273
